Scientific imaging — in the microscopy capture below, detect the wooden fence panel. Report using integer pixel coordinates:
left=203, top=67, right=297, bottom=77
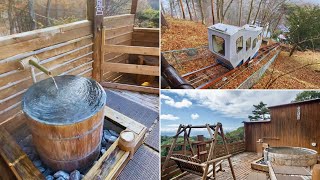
left=0, top=20, right=94, bottom=137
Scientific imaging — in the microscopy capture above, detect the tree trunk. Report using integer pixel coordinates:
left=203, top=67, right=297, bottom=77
left=272, top=13, right=283, bottom=35
left=161, top=2, right=166, bottom=14
left=8, top=0, right=14, bottom=34
left=238, top=0, right=242, bottom=26
left=169, top=0, right=174, bottom=17
left=28, top=0, right=37, bottom=30
left=179, top=0, right=186, bottom=19
left=247, top=0, right=254, bottom=24
left=199, top=0, right=205, bottom=24
left=220, top=0, right=224, bottom=23
left=253, top=0, right=263, bottom=25
left=161, top=12, right=169, bottom=27
left=289, top=44, right=297, bottom=57
left=46, top=0, right=52, bottom=26
left=211, top=0, right=215, bottom=24
left=222, top=0, right=234, bottom=22
left=172, top=0, right=177, bottom=17
left=216, top=0, right=220, bottom=23
left=185, top=0, right=193, bottom=20
left=191, top=0, right=197, bottom=20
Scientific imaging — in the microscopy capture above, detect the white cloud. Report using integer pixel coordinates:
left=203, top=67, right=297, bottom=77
left=165, top=90, right=301, bottom=119
left=165, top=98, right=192, bottom=108
left=161, top=94, right=172, bottom=100
left=160, top=114, right=180, bottom=120
left=161, top=94, right=192, bottom=108
left=191, top=113, right=199, bottom=120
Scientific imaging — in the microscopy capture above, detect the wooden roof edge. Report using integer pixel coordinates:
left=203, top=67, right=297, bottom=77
left=242, top=120, right=271, bottom=124
left=268, top=98, right=320, bottom=109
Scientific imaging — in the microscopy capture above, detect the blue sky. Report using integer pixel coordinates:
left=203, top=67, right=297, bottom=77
left=160, top=90, right=302, bottom=137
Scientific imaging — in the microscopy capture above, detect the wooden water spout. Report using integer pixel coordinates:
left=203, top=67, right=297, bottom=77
left=19, top=56, right=52, bottom=83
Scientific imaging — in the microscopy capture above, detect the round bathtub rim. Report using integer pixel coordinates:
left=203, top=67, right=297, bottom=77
left=264, top=146, right=318, bottom=156
left=22, top=76, right=107, bottom=126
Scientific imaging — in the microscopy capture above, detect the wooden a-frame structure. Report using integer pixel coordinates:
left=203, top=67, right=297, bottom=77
left=161, top=123, right=236, bottom=180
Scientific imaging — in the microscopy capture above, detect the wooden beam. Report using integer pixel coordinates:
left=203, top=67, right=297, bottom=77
left=104, top=106, right=145, bottom=134
left=101, top=82, right=159, bottom=94
left=0, top=127, right=43, bottom=179
left=133, top=27, right=159, bottom=33
left=104, top=45, right=159, bottom=56
left=205, top=154, right=232, bottom=164
left=170, top=157, right=204, bottom=167
left=83, top=139, right=124, bottom=179
left=87, top=0, right=104, bottom=82
left=131, top=0, right=139, bottom=14
left=103, top=62, right=159, bottom=76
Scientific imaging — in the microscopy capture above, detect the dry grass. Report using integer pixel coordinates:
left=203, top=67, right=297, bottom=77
left=161, top=17, right=208, bottom=51
left=253, top=50, right=320, bottom=89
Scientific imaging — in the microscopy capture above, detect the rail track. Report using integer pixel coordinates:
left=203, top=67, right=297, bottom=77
left=163, top=43, right=281, bottom=89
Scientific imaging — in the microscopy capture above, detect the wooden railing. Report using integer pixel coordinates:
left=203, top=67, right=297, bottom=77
left=161, top=140, right=245, bottom=179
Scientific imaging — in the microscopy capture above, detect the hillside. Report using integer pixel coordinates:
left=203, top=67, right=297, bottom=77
left=254, top=51, right=320, bottom=89
left=161, top=17, right=208, bottom=51
left=161, top=127, right=244, bottom=156
left=161, top=17, right=320, bottom=89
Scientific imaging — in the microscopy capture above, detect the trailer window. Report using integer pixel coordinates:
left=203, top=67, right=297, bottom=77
left=236, top=36, right=243, bottom=53
left=253, top=38, right=258, bottom=49
left=258, top=33, right=262, bottom=40
left=246, top=37, right=251, bottom=50
left=212, top=35, right=225, bottom=56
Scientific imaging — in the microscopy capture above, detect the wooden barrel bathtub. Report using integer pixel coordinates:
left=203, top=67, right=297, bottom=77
left=22, top=75, right=106, bottom=172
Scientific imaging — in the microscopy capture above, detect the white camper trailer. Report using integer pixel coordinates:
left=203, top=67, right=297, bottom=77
left=208, top=23, right=263, bottom=69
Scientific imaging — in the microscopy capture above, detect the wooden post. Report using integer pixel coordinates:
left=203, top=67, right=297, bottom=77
left=183, top=129, right=187, bottom=155
left=87, top=0, right=104, bottom=82
left=202, top=124, right=219, bottom=180
left=162, top=125, right=183, bottom=172
left=313, top=164, right=320, bottom=180
left=131, top=0, right=139, bottom=14
left=220, top=123, right=236, bottom=180
left=184, top=128, right=195, bottom=156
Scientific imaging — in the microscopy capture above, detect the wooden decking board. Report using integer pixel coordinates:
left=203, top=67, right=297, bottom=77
left=109, top=89, right=159, bottom=112
left=272, top=166, right=311, bottom=176
left=247, top=172, right=267, bottom=180
left=178, top=152, right=268, bottom=180
left=275, top=174, right=303, bottom=180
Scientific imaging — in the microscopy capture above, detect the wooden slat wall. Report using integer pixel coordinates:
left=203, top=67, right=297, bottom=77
left=129, top=27, right=159, bottom=64
left=244, top=100, right=320, bottom=153
left=102, top=14, right=135, bottom=82
left=132, top=28, right=159, bottom=47
left=0, top=20, right=94, bottom=136
left=161, top=141, right=245, bottom=179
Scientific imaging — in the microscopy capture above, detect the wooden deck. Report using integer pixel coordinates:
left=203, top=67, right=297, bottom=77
left=179, top=152, right=269, bottom=180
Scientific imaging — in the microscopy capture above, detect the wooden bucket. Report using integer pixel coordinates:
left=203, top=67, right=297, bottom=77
left=22, top=75, right=106, bottom=172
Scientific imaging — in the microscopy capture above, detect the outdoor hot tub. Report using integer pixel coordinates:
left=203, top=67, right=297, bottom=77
left=264, top=147, right=318, bottom=167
